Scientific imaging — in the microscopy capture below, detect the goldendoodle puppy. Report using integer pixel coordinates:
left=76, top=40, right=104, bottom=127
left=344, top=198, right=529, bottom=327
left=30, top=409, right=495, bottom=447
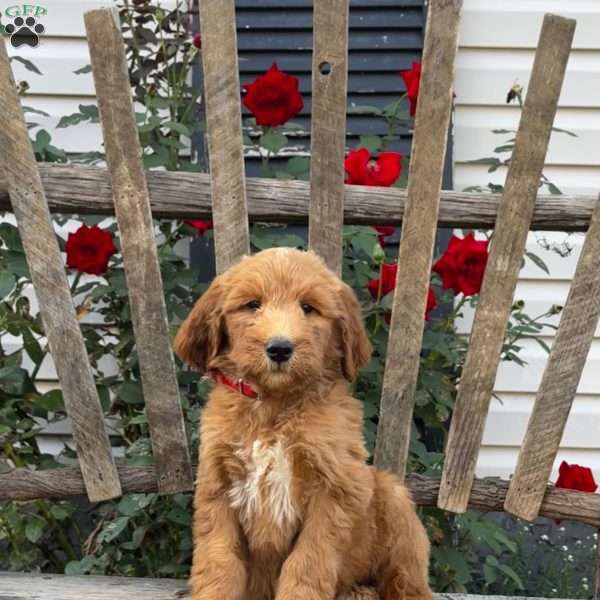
left=175, top=248, right=433, bottom=600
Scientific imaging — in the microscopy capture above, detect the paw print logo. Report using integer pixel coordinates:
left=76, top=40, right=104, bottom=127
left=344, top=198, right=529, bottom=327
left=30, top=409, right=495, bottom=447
left=4, top=16, right=45, bottom=48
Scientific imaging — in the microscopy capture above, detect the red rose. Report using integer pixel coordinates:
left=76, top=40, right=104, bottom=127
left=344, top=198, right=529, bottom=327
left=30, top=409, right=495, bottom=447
left=368, top=262, right=397, bottom=300
left=555, top=461, right=598, bottom=493
left=185, top=220, right=213, bottom=236
left=192, top=33, right=201, bottom=49
left=374, top=225, right=395, bottom=246
left=345, top=148, right=402, bottom=187
left=425, top=287, right=437, bottom=320
left=400, top=61, right=422, bottom=117
left=242, top=63, right=304, bottom=127
left=65, top=225, right=117, bottom=276
left=432, top=233, right=489, bottom=297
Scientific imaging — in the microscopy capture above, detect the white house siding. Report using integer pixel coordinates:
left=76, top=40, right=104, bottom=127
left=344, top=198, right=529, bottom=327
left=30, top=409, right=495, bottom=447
left=5, top=0, right=105, bottom=151
left=455, top=0, right=600, bottom=480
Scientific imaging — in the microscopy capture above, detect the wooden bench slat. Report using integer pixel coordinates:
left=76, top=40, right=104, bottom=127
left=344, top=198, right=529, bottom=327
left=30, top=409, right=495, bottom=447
left=2, top=466, right=600, bottom=528
left=84, top=9, right=193, bottom=495
left=1, top=165, right=598, bottom=232
left=504, top=196, right=600, bottom=521
left=199, top=0, right=249, bottom=274
left=308, top=0, right=349, bottom=274
left=0, top=572, right=583, bottom=600
left=0, top=39, right=121, bottom=502
left=373, top=0, right=463, bottom=478
left=437, top=14, right=576, bottom=514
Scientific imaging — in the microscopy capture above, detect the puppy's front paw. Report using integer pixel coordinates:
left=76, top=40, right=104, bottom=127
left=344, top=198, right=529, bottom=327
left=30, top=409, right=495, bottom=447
left=277, top=582, right=333, bottom=600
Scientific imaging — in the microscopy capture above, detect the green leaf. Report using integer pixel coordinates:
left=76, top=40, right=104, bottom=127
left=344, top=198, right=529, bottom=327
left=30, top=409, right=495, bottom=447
left=25, top=517, right=44, bottom=543
left=163, top=121, right=191, bottom=136
left=496, top=563, right=524, bottom=589
left=0, top=366, right=28, bottom=396
left=50, top=505, right=70, bottom=520
left=358, top=135, right=382, bottom=153
left=22, top=328, right=44, bottom=365
left=22, top=106, right=50, bottom=117
left=73, top=64, right=92, bottom=74
left=98, top=516, right=129, bottom=544
left=57, top=105, right=98, bottom=128
left=525, top=251, right=550, bottom=275
left=37, top=389, right=64, bottom=412
left=10, top=55, right=42, bottom=75
left=0, top=270, right=16, bottom=297
left=166, top=506, right=191, bottom=526
left=32, top=129, right=51, bottom=153
left=286, top=156, right=310, bottom=176
left=143, top=153, right=168, bottom=169
left=493, top=144, right=514, bottom=153
left=545, top=181, right=562, bottom=195
left=259, top=130, right=288, bottom=154
left=118, top=380, right=145, bottom=405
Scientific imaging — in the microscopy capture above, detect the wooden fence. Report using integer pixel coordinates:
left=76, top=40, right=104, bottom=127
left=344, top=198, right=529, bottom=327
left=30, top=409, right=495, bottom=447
left=1, top=0, right=599, bottom=552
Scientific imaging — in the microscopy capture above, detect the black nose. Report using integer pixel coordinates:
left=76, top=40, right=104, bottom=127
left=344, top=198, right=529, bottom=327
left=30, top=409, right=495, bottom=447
left=265, top=338, right=294, bottom=363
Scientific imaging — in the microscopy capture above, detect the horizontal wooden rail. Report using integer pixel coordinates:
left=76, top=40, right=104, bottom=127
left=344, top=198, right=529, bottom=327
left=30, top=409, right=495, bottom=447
left=0, top=164, right=596, bottom=230
left=1, top=466, right=599, bottom=527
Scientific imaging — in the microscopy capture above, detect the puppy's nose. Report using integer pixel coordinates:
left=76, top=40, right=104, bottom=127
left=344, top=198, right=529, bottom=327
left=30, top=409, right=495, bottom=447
left=265, top=337, right=294, bottom=363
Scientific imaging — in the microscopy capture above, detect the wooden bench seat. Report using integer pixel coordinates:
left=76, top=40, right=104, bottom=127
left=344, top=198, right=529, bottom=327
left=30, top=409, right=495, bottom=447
left=0, top=573, right=577, bottom=600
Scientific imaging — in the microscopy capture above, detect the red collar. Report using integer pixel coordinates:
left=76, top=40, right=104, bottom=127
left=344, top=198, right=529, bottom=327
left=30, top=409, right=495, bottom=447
left=212, top=371, right=259, bottom=399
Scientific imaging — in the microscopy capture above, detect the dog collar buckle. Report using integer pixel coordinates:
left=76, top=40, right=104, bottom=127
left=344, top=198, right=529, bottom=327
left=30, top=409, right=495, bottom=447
left=213, top=371, right=259, bottom=400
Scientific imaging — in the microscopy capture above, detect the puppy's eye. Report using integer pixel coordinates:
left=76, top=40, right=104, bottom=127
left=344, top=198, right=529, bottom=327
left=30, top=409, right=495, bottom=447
left=246, top=300, right=261, bottom=311
left=301, top=303, right=315, bottom=315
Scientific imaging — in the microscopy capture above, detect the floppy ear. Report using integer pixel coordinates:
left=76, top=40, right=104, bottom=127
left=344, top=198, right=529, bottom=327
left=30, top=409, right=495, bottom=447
left=338, top=283, right=372, bottom=381
left=174, top=276, right=227, bottom=373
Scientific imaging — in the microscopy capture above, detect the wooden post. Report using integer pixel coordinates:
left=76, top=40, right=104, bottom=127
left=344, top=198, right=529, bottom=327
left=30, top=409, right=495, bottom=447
left=505, top=196, right=600, bottom=521
left=0, top=37, right=121, bottom=502
left=308, top=0, right=349, bottom=274
left=438, top=14, right=576, bottom=514
left=84, top=8, right=193, bottom=495
left=199, top=0, right=250, bottom=274
left=374, top=0, right=463, bottom=478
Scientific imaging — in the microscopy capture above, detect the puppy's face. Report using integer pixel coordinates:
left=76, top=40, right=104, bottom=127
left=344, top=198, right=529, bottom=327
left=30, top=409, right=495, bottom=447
left=175, top=248, right=371, bottom=393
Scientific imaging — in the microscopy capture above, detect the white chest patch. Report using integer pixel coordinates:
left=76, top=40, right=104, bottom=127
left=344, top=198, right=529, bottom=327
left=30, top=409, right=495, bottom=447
left=228, top=439, right=296, bottom=528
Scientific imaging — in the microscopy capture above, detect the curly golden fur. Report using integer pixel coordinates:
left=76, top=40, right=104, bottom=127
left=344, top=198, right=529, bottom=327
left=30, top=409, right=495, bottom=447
left=175, top=248, right=433, bottom=600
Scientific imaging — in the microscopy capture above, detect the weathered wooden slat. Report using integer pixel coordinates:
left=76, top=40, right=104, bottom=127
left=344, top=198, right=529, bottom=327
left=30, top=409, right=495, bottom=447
left=308, top=0, right=349, bottom=274
left=438, top=14, right=576, bottom=514
left=0, top=165, right=597, bottom=231
left=1, top=466, right=600, bottom=528
left=504, top=196, right=600, bottom=521
left=84, top=9, right=193, bottom=495
left=0, top=572, right=578, bottom=600
left=199, top=0, right=249, bottom=274
left=374, top=0, right=463, bottom=478
left=0, top=39, right=121, bottom=502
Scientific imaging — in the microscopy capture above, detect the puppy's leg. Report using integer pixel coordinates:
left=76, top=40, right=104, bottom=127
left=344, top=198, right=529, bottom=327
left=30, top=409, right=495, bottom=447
left=276, top=493, right=353, bottom=600
left=191, top=493, right=247, bottom=600
left=374, top=473, right=434, bottom=600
